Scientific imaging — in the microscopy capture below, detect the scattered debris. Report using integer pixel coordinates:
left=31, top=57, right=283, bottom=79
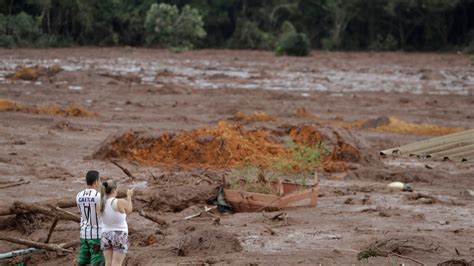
left=264, top=225, right=277, bottom=235
left=387, top=181, right=414, bottom=192
left=51, top=121, right=83, bottom=131
left=68, top=86, right=83, bottom=90
left=0, top=234, right=74, bottom=253
left=357, top=247, right=425, bottom=265
left=404, top=193, right=440, bottom=204
left=183, top=206, right=218, bottom=220
left=223, top=173, right=319, bottom=212
left=0, top=98, right=96, bottom=117
left=262, top=212, right=288, bottom=222
left=195, top=177, right=213, bottom=185
left=99, top=73, right=141, bottom=84
left=370, top=117, right=463, bottom=136
left=462, top=189, right=474, bottom=197
left=6, top=65, right=62, bottom=81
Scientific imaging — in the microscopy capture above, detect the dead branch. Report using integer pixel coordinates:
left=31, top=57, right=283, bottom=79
left=139, top=210, right=168, bottom=226
left=263, top=212, right=287, bottom=221
left=0, top=180, right=30, bottom=190
left=264, top=225, right=277, bottom=235
left=0, top=234, right=73, bottom=253
left=45, top=217, right=59, bottom=243
left=183, top=206, right=218, bottom=220
left=111, top=160, right=136, bottom=180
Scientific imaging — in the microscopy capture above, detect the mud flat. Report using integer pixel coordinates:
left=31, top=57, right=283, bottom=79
left=0, top=48, right=473, bottom=265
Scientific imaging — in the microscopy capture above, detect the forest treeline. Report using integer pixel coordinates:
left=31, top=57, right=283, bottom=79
left=1, top=0, right=474, bottom=54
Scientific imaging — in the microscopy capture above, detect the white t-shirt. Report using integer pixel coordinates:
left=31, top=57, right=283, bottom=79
left=76, top=188, right=101, bottom=239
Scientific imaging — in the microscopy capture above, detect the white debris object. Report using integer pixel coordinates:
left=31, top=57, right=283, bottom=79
left=387, top=182, right=413, bottom=192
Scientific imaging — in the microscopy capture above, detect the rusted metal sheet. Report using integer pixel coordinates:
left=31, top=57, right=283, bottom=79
left=381, top=129, right=474, bottom=162
left=223, top=174, right=319, bottom=212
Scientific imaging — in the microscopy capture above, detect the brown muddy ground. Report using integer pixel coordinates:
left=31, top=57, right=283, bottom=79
left=0, top=48, right=473, bottom=265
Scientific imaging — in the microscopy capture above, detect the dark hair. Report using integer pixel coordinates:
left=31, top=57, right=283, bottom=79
left=86, top=170, right=100, bottom=185
left=99, top=180, right=117, bottom=214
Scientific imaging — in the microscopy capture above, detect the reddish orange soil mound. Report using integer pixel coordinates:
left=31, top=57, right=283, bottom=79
left=6, top=65, right=63, bottom=81
left=232, top=111, right=275, bottom=123
left=0, top=98, right=95, bottom=117
left=105, top=121, right=286, bottom=168
left=289, top=125, right=323, bottom=146
left=330, top=143, right=361, bottom=163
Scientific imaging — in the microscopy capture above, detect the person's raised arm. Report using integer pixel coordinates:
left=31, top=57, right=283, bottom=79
left=117, top=188, right=134, bottom=214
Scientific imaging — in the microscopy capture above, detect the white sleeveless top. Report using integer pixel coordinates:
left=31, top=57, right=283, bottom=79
left=101, top=197, right=128, bottom=233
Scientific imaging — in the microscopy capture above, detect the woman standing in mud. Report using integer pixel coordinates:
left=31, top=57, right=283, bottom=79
left=98, top=180, right=134, bottom=266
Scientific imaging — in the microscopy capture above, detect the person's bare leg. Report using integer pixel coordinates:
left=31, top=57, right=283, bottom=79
left=111, top=251, right=126, bottom=266
left=103, top=249, right=113, bottom=266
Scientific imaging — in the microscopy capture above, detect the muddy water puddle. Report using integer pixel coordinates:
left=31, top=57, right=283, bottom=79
left=1, top=56, right=472, bottom=95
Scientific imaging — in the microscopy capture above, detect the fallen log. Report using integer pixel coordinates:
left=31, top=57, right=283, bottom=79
left=0, top=190, right=129, bottom=216
left=49, top=206, right=80, bottom=222
left=11, top=202, right=78, bottom=222
left=0, top=240, right=80, bottom=260
left=0, top=234, right=74, bottom=253
left=139, top=210, right=168, bottom=226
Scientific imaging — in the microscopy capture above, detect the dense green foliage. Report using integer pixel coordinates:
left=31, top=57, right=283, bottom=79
left=1, top=0, right=474, bottom=52
left=145, top=3, right=205, bottom=50
left=275, top=21, right=311, bottom=56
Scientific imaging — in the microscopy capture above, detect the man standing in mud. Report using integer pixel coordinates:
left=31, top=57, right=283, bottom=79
left=76, top=170, right=104, bottom=266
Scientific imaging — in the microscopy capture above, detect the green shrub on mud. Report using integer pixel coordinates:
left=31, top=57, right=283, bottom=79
left=227, top=139, right=327, bottom=194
